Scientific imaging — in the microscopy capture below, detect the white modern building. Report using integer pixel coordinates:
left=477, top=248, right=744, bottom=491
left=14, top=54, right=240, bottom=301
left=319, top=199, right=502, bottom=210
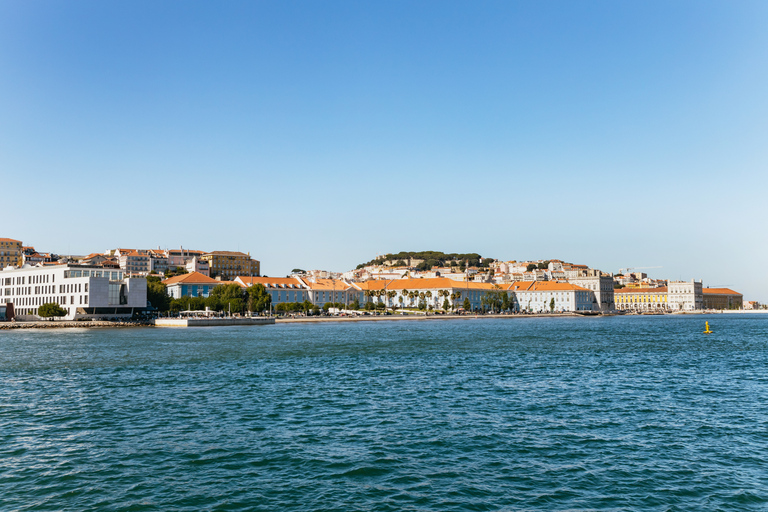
left=1, top=264, right=147, bottom=321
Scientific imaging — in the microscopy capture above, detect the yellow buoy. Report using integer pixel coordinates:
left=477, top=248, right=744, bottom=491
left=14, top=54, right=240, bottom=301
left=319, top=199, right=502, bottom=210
left=704, top=321, right=712, bottom=334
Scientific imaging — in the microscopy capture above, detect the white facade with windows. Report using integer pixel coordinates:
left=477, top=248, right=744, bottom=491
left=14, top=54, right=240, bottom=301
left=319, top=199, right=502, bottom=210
left=668, top=280, right=703, bottom=311
left=0, top=264, right=146, bottom=321
left=506, top=282, right=595, bottom=313
left=568, top=275, right=615, bottom=311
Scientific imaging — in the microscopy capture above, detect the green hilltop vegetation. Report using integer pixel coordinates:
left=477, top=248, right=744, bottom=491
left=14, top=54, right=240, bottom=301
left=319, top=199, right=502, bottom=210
left=356, top=251, right=493, bottom=271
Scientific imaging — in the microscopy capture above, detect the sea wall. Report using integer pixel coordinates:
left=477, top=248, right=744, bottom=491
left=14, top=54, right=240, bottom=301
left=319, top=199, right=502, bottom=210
left=0, top=320, right=149, bottom=329
left=153, top=317, right=276, bottom=327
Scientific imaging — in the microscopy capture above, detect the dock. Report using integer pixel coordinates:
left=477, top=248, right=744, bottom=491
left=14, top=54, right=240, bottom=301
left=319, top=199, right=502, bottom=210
left=153, top=317, right=275, bottom=327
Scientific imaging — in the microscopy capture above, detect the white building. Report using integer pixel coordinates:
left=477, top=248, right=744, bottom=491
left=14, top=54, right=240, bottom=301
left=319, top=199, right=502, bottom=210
left=505, top=281, right=595, bottom=313
left=668, top=279, right=703, bottom=311
left=298, top=277, right=355, bottom=306
left=166, top=248, right=208, bottom=275
left=568, top=275, right=615, bottom=311
left=1, top=264, right=146, bottom=321
left=118, top=250, right=150, bottom=275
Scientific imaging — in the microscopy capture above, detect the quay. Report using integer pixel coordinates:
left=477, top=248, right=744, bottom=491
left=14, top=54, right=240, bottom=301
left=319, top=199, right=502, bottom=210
left=153, top=317, right=275, bottom=327
left=0, top=320, right=149, bottom=330
left=275, top=312, right=578, bottom=323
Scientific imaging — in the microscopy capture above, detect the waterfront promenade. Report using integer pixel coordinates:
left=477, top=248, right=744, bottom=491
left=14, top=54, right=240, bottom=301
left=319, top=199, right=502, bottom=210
left=2, top=310, right=762, bottom=329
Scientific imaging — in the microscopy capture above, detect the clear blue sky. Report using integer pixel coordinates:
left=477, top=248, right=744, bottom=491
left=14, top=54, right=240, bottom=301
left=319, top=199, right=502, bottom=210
left=2, top=1, right=767, bottom=300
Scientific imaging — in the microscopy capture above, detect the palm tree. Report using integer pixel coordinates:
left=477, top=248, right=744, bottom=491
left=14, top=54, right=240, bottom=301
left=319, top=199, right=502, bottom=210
left=387, top=290, right=396, bottom=308
left=426, top=290, right=433, bottom=307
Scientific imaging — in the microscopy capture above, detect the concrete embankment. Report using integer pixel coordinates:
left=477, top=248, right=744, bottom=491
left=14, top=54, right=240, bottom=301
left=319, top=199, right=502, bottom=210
left=0, top=320, right=150, bottom=330
left=276, top=312, right=578, bottom=324
left=154, top=317, right=275, bottom=327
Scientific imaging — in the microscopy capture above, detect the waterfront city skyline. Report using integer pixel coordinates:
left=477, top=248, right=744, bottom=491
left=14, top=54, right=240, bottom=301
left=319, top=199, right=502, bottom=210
left=2, top=1, right=767, bottom=301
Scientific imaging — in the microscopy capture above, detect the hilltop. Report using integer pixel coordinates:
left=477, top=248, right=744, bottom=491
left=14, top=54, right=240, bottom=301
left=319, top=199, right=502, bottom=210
left=356, top=251, right=493, bottom=271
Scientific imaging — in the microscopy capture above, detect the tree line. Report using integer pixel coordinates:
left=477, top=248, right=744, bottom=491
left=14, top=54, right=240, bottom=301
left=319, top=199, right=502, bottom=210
left=146, top=276, right=271, bottom=314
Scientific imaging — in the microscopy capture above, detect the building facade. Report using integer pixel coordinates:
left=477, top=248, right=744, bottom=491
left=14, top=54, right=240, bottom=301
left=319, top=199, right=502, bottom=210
left=668, top=280, right=703, bottom=311
left=166, top=249, right=207, bottom=274
left=118, top=250, right=151, bottom=275
left=568, top=275, right=615, bottom=311
left=702, top=288, right=743, bottom=310
left=163, top=272, right=223, bottom=299
left=201, top=251, right=260, bottom=280
left=298, top=277, right=356, bottom=306
left=614, top=286, right=669, bottom=311
left=0, top=264, right=146, bottom=321
left=505, top=281, right=595, bottom=313
left=0, top=238, right=22, bottom=267
left=235, top=276, right=309, bottom=305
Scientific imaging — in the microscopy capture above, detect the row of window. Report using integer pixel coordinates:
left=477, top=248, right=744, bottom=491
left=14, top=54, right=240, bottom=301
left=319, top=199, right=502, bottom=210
left=10, top=295, right=84, bottom=307
left=7, top=282, right=87, bottom=295
left=3, top=273, right=54, bottom=286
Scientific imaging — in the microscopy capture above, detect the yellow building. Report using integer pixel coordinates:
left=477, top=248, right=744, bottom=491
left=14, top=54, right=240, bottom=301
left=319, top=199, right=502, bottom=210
left=0, top=238, right=22, bottom=267
left=201, top=251, right=260, bottom=280
left=614, top=286, right=668, bottom=311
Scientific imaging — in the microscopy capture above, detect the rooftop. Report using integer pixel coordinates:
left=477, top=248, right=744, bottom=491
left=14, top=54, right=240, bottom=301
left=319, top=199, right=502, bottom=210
left=163, top=272, right=222, bottom=285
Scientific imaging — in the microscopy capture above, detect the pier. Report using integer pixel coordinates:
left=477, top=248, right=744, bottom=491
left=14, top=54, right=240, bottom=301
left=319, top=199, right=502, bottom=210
left=153, top=317, right=275, bottom=327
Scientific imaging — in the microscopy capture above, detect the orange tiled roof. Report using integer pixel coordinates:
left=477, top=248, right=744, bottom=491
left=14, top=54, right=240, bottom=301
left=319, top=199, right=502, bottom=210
left=203, top=251, right=252, bottom=257
left=163, top=272, right=221, bottom=285
left=0, top=238, right=22, bottom=243
left=504, top=281, right=590, bottom=292
left=236, top=276, right=304, bottom=288
left=354, top=278, right=498, bottom=292
left=304, top=278, right=352, bottom=291
left=703, top=287, right=741, bottom=296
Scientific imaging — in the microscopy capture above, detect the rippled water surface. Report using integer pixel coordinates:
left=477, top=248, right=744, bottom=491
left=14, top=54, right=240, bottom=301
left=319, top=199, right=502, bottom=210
left=2, top=315, right=767, bottom=511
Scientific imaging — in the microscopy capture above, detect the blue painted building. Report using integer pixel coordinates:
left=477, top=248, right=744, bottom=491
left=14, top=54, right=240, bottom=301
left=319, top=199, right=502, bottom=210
left=163, top=271, right=223, bottom=299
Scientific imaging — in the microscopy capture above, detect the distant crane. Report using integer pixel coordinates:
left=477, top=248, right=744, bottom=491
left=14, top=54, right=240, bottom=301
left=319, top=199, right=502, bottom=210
left=618, top=266, right=662, bottom=275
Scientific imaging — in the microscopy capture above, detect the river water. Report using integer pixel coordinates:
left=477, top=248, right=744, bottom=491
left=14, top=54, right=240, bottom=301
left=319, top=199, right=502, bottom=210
left=1, top=315, right=767, bottom=511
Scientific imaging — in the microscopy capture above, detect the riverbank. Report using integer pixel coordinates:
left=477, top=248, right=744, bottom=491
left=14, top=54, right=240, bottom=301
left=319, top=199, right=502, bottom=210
left=275, top=312, right=580, bottom=323
left=0, top=320, right=151, bottom=330
left=0, top=312, right=580, bottom=328
left=3, top=310, right=760, bottom=329
left=154, top=317, right=275, bottom=327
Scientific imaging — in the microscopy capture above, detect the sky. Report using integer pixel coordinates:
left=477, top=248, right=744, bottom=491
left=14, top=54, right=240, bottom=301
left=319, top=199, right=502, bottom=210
left=1, top=1, right=767, bottom=300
